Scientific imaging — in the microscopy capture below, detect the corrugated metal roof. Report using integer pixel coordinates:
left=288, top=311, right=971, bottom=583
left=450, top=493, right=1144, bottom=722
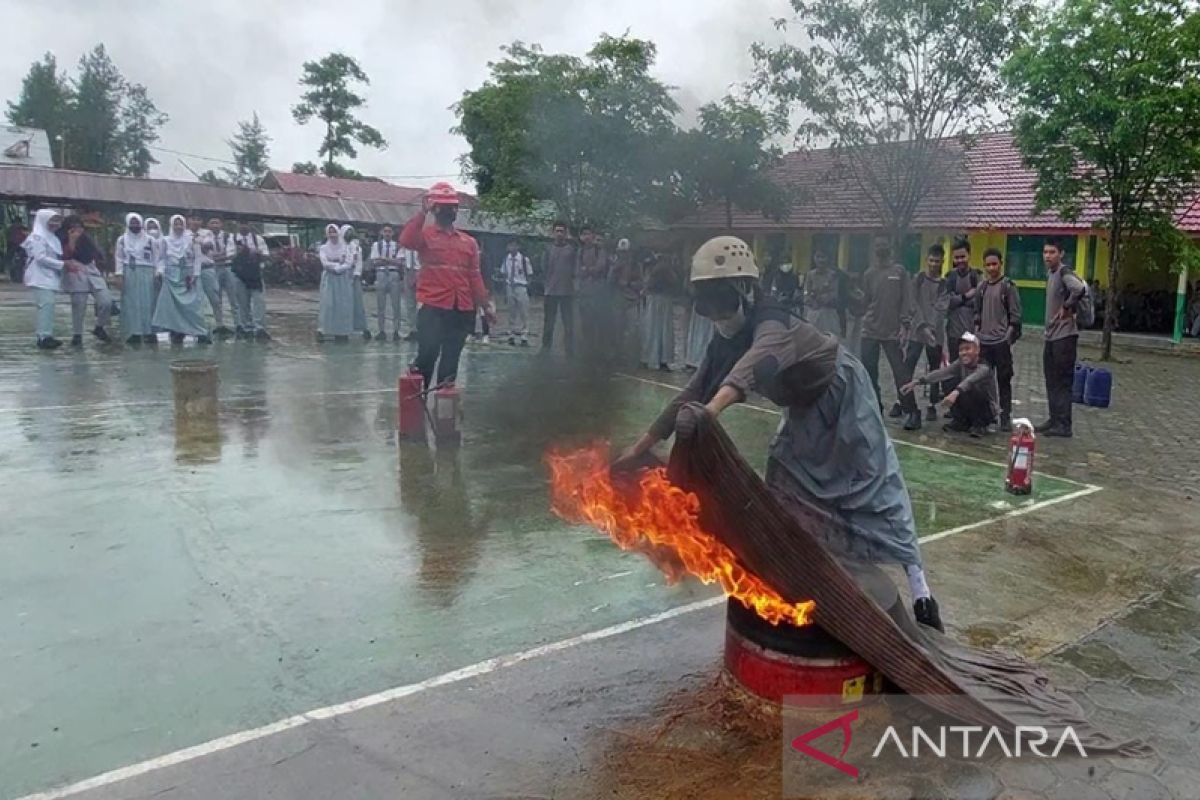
left=1, top=126, right=53, bottom=168
left=262, top=170, right=429, bottom=204
left=675, top=131, right=1200, bottom=233
left=0, top=165, right=518, bottom=234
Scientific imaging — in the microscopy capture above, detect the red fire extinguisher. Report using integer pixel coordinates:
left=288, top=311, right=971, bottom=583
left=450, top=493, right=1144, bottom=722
left=433, top=384, right=462, bottom=445
left=398, top=371, right=425, bottom=439
left=1005, top=418, right=1036, bottom=496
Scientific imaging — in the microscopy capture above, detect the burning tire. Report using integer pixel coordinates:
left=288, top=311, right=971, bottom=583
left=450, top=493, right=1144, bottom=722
left=724, top=597, right=892, bottom=706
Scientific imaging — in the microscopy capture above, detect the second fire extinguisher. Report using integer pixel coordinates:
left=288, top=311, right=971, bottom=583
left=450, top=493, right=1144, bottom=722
left=1005, top=418, right=1036, bottom=496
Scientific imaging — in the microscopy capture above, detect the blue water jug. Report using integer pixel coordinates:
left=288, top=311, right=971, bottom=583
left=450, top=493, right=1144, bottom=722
left=1072, top=363, right=1091, bottom=404
left=1084, top=367, right=1113, bottom=408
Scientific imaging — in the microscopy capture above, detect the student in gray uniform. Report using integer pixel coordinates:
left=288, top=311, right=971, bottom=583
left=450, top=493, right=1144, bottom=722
left=617, top=235, right=943, bottom=632
left=974, top=247, right=1022, bottom=431
left=500, top=239, right=533, bottom=346
left=940, top=237, right=982, bottom=345
left=803, top=249, right=847, bottom=339
left=541, top=222, right=577, bottom=356
left=371, top=224, right=404, bottom=342
left=860, top=238, right=921, bottom=430
left=114, top=213, right=160, bottom=346
left=1039, top=237, right=1087, bottom=437
left=59, top=215, right=113, bottom=345
left=153, top=215, right=212, bottom=345
left=197, top=217, right=238, bottom=338
left=900, top=244, right=946, bottom=422
left=227, top=222, right=271, bottom=341
left=904, top=332, right=998, bottom=437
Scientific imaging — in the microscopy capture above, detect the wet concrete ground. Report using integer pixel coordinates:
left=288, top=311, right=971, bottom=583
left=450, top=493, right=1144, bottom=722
left=2, top=284, right=1199, bottom=799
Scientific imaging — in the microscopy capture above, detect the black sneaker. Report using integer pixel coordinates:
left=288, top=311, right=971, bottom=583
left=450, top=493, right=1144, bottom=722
left=235, top=328, right=248, bottom=341
left=37, top=337, right=63, bottom=350
left=887, top=402, right=904, bottom=418
left=169, top=332, right=185, bottom=345
left=71, top=334, right=84, bottom=347
left=508, top=336, right=517, bottom=346
left=93, top=326, right=111, bottom=343
left=1034, top=420, right=1055, bottom=434
left=126, top=335, right=142, bottom=346
left=374, top=331, right=386, bottom=342
left=334, top=335, right=349, bottom=344
left=197, top=335, right=213, bottom=346
left=362, top=330, right=373, bottom=342
left=520, top=339, right=530, bottom=347
left=943, top=420, right=970, bottom=433
left=925, top=406, right=938, bottom=422
left=903, top=411, right=922, bottom=431
left=255, top=330, right=272, bottom=342
left=1043, top=426, right=1073, bottom=438
left=393, top=332, right=403, bottom=343
left=999, top=413, right=1012, bottom=433
left=913, top=597, right=944, bottom=632
left=216, top=326, right=234, bottom=339
left=143, top=334, right=158, bottom=345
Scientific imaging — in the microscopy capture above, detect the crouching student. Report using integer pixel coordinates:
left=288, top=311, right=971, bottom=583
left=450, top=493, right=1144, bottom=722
left=903, top=332, right=998, bottom=437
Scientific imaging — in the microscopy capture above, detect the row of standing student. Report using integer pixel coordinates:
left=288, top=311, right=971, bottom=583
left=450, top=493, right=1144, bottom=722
left=22, top=210, right=272, bottom=349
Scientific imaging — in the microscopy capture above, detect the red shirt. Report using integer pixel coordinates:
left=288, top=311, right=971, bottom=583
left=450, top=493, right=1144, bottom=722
left=399, top=212, right=487, bottom=311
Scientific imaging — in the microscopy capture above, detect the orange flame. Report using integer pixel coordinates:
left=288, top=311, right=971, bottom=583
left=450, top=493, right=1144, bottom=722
left=546, top=444, right=814, bottom=627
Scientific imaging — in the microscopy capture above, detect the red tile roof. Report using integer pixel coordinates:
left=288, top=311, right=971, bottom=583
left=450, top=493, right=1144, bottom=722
left=675, top=131, right=1200, bottom=233
left=263, top=171, right=478, bottom=209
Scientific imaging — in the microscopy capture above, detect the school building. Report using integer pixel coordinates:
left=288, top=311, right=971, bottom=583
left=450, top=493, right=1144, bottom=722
left=672, top=131, right=1200, bottom=336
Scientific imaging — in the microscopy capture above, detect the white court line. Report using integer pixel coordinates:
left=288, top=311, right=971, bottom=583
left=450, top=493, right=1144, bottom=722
left=614, top=372, right=1099, bottom=491
left=12, top=596, right=726, bottom=800
left=917, top=485, right=1103, bottom=544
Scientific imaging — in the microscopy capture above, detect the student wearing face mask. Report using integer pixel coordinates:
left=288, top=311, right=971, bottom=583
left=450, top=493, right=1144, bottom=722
left=616, top=236, right=943, bottom=632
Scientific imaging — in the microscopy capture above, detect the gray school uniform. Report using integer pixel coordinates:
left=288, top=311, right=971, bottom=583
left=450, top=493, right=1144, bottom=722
left=115, top=232, right=159, bottom=337
left=226, top=232, right=269, bottom=332
left=198, top=230, right=239, bottom=329
left=372, top=239, right=403, bottom=333
left=153, top=236, right=209, bottom=337
left=318, top=242, right=354, bottom=336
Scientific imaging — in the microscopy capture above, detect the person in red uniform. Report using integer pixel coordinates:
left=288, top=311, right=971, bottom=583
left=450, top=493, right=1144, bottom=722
left=400, top=182, right=495, bottom=388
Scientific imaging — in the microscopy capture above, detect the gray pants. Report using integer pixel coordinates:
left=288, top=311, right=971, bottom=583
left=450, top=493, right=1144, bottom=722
left=232, top=275, right=266, bottom=332
left=69, top=288, right=113, bottom=335
left=376, top=269, right=403, bottom=333
left=33, top=287, right=56, bottom=339
left=404, top=271, right=419, bottom=332
left=200, top=266, right=239, bottom=329
left=508, top=285, right=530, bottom=337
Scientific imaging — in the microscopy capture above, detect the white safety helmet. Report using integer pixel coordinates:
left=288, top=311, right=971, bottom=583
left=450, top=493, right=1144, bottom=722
left=690, top=236, right=759, bottom=283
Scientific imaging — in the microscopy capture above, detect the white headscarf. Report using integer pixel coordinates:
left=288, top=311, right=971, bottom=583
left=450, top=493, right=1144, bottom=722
left=164, top=214, right=192, bottom=262
left=123, top=213, right=148, bottom=251
left=319, top=223, right=345, bottom=260
left=145, top=217, right=162, bottom=240
left=23, top=209, right=63, bottom=257
left=340, top=225, right=361, bottom=272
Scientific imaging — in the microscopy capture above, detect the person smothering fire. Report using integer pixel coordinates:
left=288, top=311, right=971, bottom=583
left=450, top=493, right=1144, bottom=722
left=615, top=236, right=944, bottom=632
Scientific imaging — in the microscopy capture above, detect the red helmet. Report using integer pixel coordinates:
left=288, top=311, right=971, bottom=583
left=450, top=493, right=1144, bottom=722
left=427, top=182, right=459, bottom=206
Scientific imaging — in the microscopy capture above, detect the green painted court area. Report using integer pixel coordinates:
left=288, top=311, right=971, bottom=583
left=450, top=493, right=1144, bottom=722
left=0, top=327, right=1087, bottom=799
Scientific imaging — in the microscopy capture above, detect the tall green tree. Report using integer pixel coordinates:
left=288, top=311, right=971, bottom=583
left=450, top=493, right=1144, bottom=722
left=455, top=35, right=680, bottom=230
left=753, top=0, right=1034, bottom=247
left=673, top=97, right=792, bottom=230
left=223, top=113, right=271, bottom=187
left=69, top=45, right=125, bottom=174
left=1005, top=0, right=1200, bottom=360
left=6, top=53, right=73, bottom=166
left=116, top=83, right=167, bottom=177
left=291, top=53, right=386, bottom=176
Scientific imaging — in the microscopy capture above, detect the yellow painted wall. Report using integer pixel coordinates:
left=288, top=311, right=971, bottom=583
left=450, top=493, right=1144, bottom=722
left=1094, top=235, right=1110, bottom=286
left=792, top=233, right=812, bottom=273
left=837, top=234, right=848, bottom=269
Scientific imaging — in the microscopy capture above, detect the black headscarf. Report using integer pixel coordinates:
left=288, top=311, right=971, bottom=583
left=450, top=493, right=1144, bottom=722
left=59, top=215, right=101, bottom=265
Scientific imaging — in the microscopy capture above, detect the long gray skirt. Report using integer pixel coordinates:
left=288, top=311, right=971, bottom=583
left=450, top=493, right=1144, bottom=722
left=319, top=270, right=354, bottom=336
left=684, top=307, right=714, bottom=367
left=640, top=293, right=675, bottom=366
left=152, top=262, right=209, bottom=336
left=121, top=265, right=157, bottom=337
left=352, top=278, right=368, bottom=332
left=765, top=347, right=922, bottom=568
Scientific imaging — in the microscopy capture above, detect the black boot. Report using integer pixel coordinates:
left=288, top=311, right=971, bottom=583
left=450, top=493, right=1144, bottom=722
left=887, top=402, right=904, bottom=418
left=93, top=326, right=111, bottom=343
left=1035, top=419, right=1055, bottom=434
left=999, top=412, right=1012, bottom=433
left=903, top=410, right=922, bottom=431
left=925, top=405, right=938, bottom=422
left=914, top=597, right=944, bottom=632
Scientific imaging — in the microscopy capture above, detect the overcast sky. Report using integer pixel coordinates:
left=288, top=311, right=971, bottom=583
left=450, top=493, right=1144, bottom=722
left=2, top=0, right=790, bottom=189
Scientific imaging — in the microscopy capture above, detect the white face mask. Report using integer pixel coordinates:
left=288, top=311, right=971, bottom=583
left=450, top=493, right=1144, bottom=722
left=713, top=305, right=747, bottom=339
